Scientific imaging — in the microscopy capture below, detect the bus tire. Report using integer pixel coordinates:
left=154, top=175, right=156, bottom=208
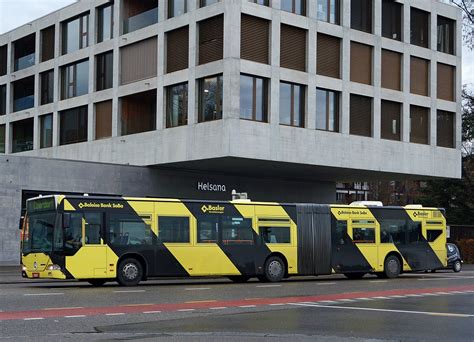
left=343, top=272, right=365, bottom=279
left=453, top=260, right=462, bottom=272
left=228, top=276, right=250, bottom=283
left=263, top=256, right=285, bottom=282
left=384, top=255, right=401, bottom=279
left=88, top=279, right=107, bottom=286
left=117, top=258, right=143, bottom=286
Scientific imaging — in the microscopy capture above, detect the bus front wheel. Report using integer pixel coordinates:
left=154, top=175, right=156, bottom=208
left=263, top=256, right=285, bottom=282
left=117, top=258, right=143, bottom=286
left=384, top=255, right=401, bottom=279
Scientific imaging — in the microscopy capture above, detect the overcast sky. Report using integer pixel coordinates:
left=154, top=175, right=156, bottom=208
left=0, top=0, right=473, bottom=85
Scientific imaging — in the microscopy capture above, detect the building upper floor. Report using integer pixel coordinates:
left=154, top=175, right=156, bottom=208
left=0, top=0, right=463, bottom=180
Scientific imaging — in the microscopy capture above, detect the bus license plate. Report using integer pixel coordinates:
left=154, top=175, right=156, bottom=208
left=32, top=273, right=39, bottom=278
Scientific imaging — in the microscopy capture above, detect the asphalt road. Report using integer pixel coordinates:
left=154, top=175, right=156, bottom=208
left=1, top=267, right=473, bottom=341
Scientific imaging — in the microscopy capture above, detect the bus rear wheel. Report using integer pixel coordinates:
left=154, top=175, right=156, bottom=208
left=263, top=256, right=285, bottom=282
left=88, top=279, right=107, bottom=286
left=384, top=255, right=401, bottom=279
left=228, top=276, right=250, bottom=283
left=117, top=258, right=143, bottom=286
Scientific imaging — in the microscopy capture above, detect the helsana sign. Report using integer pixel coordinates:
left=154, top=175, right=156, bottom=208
left=197, top=182, right=227, bottom=192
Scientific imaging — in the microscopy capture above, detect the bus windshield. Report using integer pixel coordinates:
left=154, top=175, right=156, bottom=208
left=22, top=212, right=57, bottom=254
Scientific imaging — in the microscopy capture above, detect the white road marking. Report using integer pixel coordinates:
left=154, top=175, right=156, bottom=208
left=256, top=284, right=281, bottom=288
left=105, top=313, right=125, bottom=316
left=209, top=307, right=227, bottom=310
left=268, top=303, right=286, bottom=306
left=369, top=280, right=388, bottom=283
left=354, top=297, right=373, bottom=301
left=373, top=296, right=390, bottom=299
left=317, top=282, right=337, bottom=285
left=143, top=311, right=162, bottom=314
left=177, top=309, right=195, bottom=312
left=418, top=276, right=474, bottom=281
left=113, top=290, right=145, bottom=293
left=388, top=295, right=405, bottom=298
left=24, top=293, right=63, bottom=296
left=319, top=300, right=338, bottom=304
left=405, top=294, right=423, bottom=297
left=239, top=305, right=257, bottom=308
left=64, top=315, right=86, bottom=318
left=23, top=317, right=44, bottom=320
left=337, top=299, right=355, bottom=302
left=435, top=292, right=452, bottom=295
left=289, top=302, right=474, bottom=318
left=185, top=288, right=210, bottom=291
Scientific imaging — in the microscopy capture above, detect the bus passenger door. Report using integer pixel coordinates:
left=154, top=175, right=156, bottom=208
left=82, top=213, right=107, bottom=278
left=350, top=221, right=378, bottom=272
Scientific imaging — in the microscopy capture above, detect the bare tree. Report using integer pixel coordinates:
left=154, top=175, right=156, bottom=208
left=450, top=0, right=474, bottom=49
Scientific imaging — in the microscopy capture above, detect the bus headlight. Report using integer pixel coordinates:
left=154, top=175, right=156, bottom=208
left=21, top=265, right=27, bottom=272
left=47, top=264, right=61, bottom=271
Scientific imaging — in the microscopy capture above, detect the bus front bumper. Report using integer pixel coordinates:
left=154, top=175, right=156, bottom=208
left=22, top=265, right=67, bottom=280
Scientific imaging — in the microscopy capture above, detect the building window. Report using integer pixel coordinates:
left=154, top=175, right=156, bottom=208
left=198, top=15, right=224, bottom=65
left=410, top=56, right=429, bottom=96
left=381, top=49, right=401, bottom=91
left=200, top=0, right=220, bottom=7
left=40, top=70, right=54, bottom=105
left=317, top=0, right=340, bottom=25
left=350, top=94, right=372, bottom=137
left=0, top=124, right=5, bottom=153
left=0, top=45, right=6, bottom=76
left=317, top=33, right=340, bottom=79
left=316, top=88, right=339, bottom=132
left=437, top=110, right=454, bottom=148
left=410, top=105, right=429, bottom=145
left=59, top=106, right=88, bottom=145
left=411, top=8, right=430, bottom=48
left=437, top=16, right=455, bottom=55
left=249, top=0, right=269, bottom=5
left=95, top=100, right=112, bottom=140
left=281, top=0, right=306, bottom=15
left=14, top=34, right=36, bottom=71
left=280, top=24, right=307, bottom=72
left=62, top=13, right=89, bottom=55
left=121, top=90, right=156, bottom=135
left=120, top=37, right=157, bottom=85
left=351, top=0, right=372, bottom=33
left=199, top=74, right=223, bottom=122
left=13, top=76, right=35, bottom=112
left=122, top=0, right=158, bottom=34
left=96, top=51, right=113, bottom=91
left=381, top=100, right=401, bottom=141
left=382, top=0, right=402, bottom=41
left=40, top=114, right=53, bottom=148
left=168, top=0, right=186, bottom=18
left=166, top=83, right=188, bottom=128
left=97, top=3, right=113, bottom=43
left=0, top=85, right=6, bottom=116
left=241, top=15, right=269, bottom=65
left=61, top=60, right=89, bottom=100
left=240, top=74, right=268, bottom=122
left=350, top=42, right=372, bottom=85
left=437, top=63, right=455, bottom=102
left=166, top=26, right=189, bottom=73
left=12, top=118, right=34, bottom=153
left=280, top=82, right=305, bottom=127
left=40, top=26, right=55, bottom=62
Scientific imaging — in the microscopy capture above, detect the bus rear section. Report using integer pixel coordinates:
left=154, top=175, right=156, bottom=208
left=293, top=203, right=447, bottom=278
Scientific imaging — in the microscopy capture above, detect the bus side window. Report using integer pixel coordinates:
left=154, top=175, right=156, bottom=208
left=407, top=221, right=422, bottom=244
left=64, top=213, right=84, bottom=251
left=84, top=213, right=102, bottom=244
left=197, top=216, right=218, bottom=243
left=333, top=220, right=347, bottom=245
left=260, top=227, right=290, bottom=244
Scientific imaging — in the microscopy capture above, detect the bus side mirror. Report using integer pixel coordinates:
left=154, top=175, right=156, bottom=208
left=63, top=213, right=71, bottom=228
left=19, top=216, right=24, bottom=230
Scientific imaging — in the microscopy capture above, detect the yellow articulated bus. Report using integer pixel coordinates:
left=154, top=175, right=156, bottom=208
left=20, top=195, right=447, bottom=286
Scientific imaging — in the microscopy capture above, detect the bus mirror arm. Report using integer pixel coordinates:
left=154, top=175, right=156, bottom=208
left=63, top=213, right=71, bottom=228
left=19, top=216, right=24, bottom=230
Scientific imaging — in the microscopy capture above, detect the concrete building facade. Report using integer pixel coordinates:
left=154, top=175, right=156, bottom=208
left=0, top=0, right=463, bottom=264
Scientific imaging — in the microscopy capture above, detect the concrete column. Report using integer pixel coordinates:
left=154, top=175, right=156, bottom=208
left=156, top=27, right=166, bottom=130
left=111, top=0, right=121, bottom=136
left=455, top=7, right=463, bottom=150
left=33, top=115, right=40, bottom=150
left=187, top=19, right=197, bottom=125
left=372, top=2, right=382, bottom=140
left=223, top=0, right=241, bottom=120
left=158, top=0, right=167, bottom=23
left=269, top=10, right=281, bottom=125
left=52, top=24, right=61, bottom=147
left=5, top=42, right=12, bottom=116
left=429, top=14, right=437, bottom=147
left=88, top=3, right=96, bottom=141
left=306, top=19, right=317, bottom=130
